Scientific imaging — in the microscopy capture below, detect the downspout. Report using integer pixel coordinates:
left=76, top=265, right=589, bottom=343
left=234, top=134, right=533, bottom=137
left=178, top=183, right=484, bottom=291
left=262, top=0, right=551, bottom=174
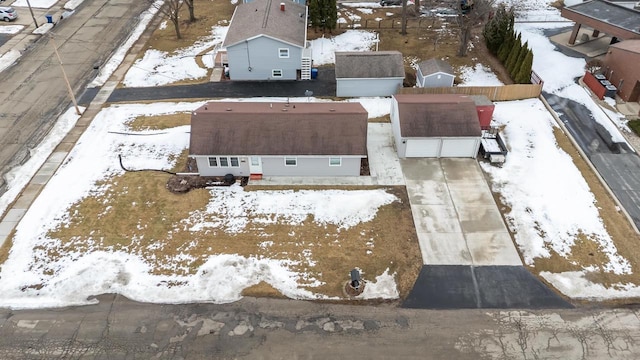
left=246, top=39, right=252, bottom=71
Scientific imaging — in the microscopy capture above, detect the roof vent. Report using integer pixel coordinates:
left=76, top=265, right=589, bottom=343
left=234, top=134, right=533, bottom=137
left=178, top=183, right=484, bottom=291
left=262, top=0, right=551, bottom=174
left=282, top=108, right=288, bottom=112
left=226, top=108, right=232, bottom=111
left=280, top=2, right=285, bottom=11
left=330, top=109, right=335, bottom=112
left=204, top=106, right=208, bottom=110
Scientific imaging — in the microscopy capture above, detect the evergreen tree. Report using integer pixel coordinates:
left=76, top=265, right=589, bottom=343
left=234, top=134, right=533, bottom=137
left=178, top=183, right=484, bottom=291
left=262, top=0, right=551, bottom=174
left=309, top=0, right=337, bottom=32
left=516, top=49, right=534, bottom=84
left=511, top=40, right=529, bottom=78
left=483, top=5, right=513, bottom=55
left=497, top=31, right=514, bottom=62
left=505, top=33, right=522, bottom=76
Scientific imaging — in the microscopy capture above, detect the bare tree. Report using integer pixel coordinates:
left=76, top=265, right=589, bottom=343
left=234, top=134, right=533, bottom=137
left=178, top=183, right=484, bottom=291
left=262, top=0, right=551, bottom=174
left=585, top=59, right=604, bottom=74
left=150, top=0, right=185, bottom=39
left=401, top=0, right=408, bottom=35
left=456, top=0, right=495, bottom=57
left=184, top=0, right=196, bottom=23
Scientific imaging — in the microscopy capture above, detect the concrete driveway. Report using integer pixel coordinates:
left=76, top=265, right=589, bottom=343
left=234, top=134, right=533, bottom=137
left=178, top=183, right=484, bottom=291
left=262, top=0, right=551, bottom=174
left=402, top=158, right=521, bottom=266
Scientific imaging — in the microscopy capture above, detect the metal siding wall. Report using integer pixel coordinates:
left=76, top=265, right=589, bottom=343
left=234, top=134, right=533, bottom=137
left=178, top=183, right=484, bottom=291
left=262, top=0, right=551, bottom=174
left=390, top=99, right=406, bottom=157
left=227, top=37, right=302, bottom=80
left=262, top=157, right=361, bottom=176
left=440, top=138, right=480, bottom=158
left=423, top=73, right=454, bottom=88
left=336, top=78, right=403, bottom=97
left=195, top=156, right=251, bottom=176
left=416, top=69, right=425, bottom=87
left=404, top=139, right=441, bottom=157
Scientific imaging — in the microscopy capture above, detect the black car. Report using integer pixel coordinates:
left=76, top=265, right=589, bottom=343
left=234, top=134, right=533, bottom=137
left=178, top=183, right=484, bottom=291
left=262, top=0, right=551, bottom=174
left=380, top=0, right=402, bottom=6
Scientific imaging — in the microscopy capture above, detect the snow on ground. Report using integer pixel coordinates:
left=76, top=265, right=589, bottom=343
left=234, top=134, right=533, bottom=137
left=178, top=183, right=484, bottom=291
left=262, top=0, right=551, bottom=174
left=122, top=26, right=228, bottom=87
left=90, top=0, right=163, bottom=87
left=0, top=50, right=20, bottom=73
left=481, top=99, right=631, bottom=275
left=342, top=2, right=383, bottom=8
left=541, top=271, right=640, bottom=300
left=0, top=107, right=84, bottom=218
left=310, top=31, right=377, bottom=65
left=64, top=0, right=85, bottom=10
left=458, top=64, right=503, bottom=86
left=0, top=25, right=23, bottom=35
left=0, top=101, right=400, bottom=309
left=13, top=0, right=58, bottom=8
left=515, top=22, right=629, bottom=143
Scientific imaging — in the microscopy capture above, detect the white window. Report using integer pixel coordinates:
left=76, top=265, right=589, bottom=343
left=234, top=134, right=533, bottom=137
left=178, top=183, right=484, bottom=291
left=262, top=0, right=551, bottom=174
left=219, top=157, right=229, bottom=167
left=272, top=69, right=283, bottom=78
left=230, top=157, right=239, bottom=167
left=284, top=157, right=297, bottom=166
left=329, top=157, right=342, bottom=166
left=279, top=48, right=289, bottom=58
left=208, top=157, right=218, bottom=167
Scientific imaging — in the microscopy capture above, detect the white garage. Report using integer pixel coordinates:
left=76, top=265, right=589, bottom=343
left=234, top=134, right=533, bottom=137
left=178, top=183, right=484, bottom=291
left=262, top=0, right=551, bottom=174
left=391, top=94, right=482, bottom=158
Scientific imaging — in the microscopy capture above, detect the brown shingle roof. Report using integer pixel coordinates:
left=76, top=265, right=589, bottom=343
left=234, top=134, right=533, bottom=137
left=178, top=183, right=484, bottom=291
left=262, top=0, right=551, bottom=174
left=393, top=94, right=481, bottom=137
left=335, top=51, right=405, bottom=78
left=189, top=102, right=368, bottom=156
left=223, top=0, right=307, bottom=48
left=417, top=58, right=455, bottom=76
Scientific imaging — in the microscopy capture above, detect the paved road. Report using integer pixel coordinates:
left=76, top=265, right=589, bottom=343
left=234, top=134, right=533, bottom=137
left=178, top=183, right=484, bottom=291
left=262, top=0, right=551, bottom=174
left=0, top=0, right=150, bottom=194
left=544, top=92, right=640, bottom=228
left=0, top=294, right=638, bottom=359
left=106, top=67, right=337, bottom=103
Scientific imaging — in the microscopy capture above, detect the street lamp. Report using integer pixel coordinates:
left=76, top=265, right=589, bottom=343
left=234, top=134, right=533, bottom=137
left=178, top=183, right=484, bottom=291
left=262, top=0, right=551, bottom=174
left=25, top=0, right=39, bottom=28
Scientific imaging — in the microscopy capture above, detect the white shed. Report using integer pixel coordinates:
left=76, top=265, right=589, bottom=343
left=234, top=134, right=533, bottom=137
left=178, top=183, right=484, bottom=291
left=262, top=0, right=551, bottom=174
left=416, top=58, right=455, bottom=88
left=335, top=51, right=405, bottom=97
left=390, top=94, right=481, bottom=158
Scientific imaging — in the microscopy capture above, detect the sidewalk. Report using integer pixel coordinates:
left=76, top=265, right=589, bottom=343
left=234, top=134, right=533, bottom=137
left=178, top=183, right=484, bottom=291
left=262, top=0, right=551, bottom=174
left=0, top=4, right=164, bottom=247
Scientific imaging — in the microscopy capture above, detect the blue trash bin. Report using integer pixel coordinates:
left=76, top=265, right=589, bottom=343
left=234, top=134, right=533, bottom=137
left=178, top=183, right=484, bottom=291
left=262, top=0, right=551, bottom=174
left=311, top=68, right=318, bottom=79
left=45, top=14, right=53, bottom=23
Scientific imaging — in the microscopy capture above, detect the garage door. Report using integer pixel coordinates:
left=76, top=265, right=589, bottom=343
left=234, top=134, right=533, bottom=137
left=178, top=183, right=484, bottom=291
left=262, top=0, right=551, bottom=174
left=441, top=138, right=479, bottom=158
left=405, top=139, right=440, bottom=157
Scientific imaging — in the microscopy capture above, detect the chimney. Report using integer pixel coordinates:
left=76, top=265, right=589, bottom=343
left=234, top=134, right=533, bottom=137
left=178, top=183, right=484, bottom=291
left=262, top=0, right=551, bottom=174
left=280, top=2, right=285, bottom=11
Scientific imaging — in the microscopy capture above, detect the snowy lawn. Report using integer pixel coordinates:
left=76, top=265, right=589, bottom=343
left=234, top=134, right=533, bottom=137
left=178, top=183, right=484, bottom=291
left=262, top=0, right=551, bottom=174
left=0, top=101, right=420, bottom=309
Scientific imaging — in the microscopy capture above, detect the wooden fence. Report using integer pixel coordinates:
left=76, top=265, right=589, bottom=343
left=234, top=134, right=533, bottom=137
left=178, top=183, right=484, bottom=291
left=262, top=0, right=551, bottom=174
left=398, top=84, right=543, bottom=101
left=337, top=18, right=442, bottom=30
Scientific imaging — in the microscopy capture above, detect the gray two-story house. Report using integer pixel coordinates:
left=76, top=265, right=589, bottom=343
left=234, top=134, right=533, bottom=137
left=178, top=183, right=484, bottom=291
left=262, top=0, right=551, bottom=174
left=223, top=0, right=311, bottom=80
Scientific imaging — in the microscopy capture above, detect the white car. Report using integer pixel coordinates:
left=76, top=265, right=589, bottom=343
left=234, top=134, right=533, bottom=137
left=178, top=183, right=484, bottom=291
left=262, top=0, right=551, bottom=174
left=0, top=7, right=17, bottom=22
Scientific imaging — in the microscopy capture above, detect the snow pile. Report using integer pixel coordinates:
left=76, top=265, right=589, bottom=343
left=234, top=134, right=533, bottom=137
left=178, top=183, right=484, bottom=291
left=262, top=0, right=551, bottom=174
left=458, top=64, right=503, bottom=86
left=481, top=99, right=631, bottom=275
left=310, top=31, right=378, bottom=65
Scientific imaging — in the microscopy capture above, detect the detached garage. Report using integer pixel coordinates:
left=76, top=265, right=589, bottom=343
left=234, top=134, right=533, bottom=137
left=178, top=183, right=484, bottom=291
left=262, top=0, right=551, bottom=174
left=390, top=94, right=481, bottom=158
left=335, top=51, right=405, bottom=97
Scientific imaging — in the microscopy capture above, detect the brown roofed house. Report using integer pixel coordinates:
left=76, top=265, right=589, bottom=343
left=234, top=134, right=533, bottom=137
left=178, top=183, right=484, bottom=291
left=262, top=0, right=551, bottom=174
left=189, top=102, right=369, bottom=178
left=390, top=94, right=481, bottom=158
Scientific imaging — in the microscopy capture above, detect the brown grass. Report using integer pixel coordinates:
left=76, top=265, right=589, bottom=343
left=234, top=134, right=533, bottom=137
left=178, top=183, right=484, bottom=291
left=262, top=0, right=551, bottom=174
left=37, top=170, right=419, bottom=300
left=126, top=112, right=191, bottom=131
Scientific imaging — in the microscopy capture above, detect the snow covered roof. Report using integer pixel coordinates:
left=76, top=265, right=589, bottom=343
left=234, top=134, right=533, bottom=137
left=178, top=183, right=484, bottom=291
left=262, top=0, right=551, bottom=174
left=223, top=0, right=307, bottom=48
left=189, top=102, right=369, bottom=156
left=335, top=51, right=405, bottom=79
left=393, top=94, right=481, bottom=137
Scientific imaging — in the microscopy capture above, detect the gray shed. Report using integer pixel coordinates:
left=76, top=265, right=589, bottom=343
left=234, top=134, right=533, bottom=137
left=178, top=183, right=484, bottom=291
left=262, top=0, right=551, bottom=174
left=390, top=94, right=481, bottom=158
left=335, top=51, right=405, bottom=97
left=223, top=0, right=310, bottom=80
left=189, top=102, right=368, bottom=178
left=416, top=58, right=455, bottom=88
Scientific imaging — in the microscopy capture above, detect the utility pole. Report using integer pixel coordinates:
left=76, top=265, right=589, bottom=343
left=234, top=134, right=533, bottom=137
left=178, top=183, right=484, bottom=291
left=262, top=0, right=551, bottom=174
left=25, top=0, right=39, bottom=28
left=50, top=35, right=82, bottom=115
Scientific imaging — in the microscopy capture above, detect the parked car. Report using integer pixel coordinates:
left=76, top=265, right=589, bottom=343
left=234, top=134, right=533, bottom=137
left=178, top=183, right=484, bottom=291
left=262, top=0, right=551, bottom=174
left=0, top=7, right=17, bottom=22
left=380, top=0, right=402, bottom=6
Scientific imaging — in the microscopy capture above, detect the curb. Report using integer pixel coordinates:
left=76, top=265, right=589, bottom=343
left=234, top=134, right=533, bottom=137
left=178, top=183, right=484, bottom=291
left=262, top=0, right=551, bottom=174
left=538, top=94, right=640, bottom=235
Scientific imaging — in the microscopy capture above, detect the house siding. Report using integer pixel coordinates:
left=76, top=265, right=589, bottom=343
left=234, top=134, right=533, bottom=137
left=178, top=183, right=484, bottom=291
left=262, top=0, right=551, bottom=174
left=418, top=71, right=455, bottom=88
left=390, top=98, right=407, bottom=156
left=261, top=157, right=361, bottom=176
left=226, top=36, right=302, bottom=80
left=336, top=78, right=404, bottom=97
left=193, top=156, right=251, bottom=177
left=193, top=156, right=361, bottom=176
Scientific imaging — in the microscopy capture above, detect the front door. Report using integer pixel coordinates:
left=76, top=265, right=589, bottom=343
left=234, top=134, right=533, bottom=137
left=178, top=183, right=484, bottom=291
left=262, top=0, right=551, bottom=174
left=249, top=156, right=262, bottom=174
